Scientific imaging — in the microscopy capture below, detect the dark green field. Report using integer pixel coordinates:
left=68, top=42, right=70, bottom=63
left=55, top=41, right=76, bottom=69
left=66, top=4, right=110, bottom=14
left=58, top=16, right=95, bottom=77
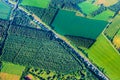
left=52, top=10, right=108, bottom=40
left=0, top=0, right=12, bottom=19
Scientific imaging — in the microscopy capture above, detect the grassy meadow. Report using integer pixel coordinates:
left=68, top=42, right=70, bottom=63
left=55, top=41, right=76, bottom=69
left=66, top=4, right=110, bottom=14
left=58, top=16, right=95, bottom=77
left=84, top=34, right=120, bottom=80
left=52, top=10, right=108, bottom=40
left=78, top=1, right=99, bottom=15
left=0, top=0, right=12, bottom=19
left=21, top=0, right=50, bottom=8
left=91, top=9, right=115, bottom=21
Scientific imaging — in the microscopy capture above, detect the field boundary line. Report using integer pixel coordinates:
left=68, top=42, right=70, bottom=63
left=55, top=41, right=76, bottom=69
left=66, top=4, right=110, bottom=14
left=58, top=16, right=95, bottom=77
left=102, top=33, right=120, bottom=55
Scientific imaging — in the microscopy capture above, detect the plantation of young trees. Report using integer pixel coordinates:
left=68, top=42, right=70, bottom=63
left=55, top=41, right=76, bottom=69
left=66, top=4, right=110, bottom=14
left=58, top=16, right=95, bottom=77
left=91, top=4, right=107, bottom=17
left=12, top=9, right=35, bottom=27
left=65, top=35, right=95, bottom=48
left=0, top=24, right=99, bottom=79
left=0, top=19, right=10, bottom=54
left=1, top=25, right=82, bottom=73
left=109, top=1, right=120, bottom=12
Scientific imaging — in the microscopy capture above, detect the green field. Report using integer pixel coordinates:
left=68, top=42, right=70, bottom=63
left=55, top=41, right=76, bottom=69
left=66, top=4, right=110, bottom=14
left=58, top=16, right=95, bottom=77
left=91, top=9, right=115, bottom=21
left=84, top=34, right=120, bottom=80
left=21, top=0, right=50, bottom=8
left=0, top=0, right=12, bottom=19
left=52, top=10, right=108, bottom=40
left=105, top=14, right=120, bottom=39
left=1, top=62, right=25, bottom=76
left=78, top=1, right=99, bottom=15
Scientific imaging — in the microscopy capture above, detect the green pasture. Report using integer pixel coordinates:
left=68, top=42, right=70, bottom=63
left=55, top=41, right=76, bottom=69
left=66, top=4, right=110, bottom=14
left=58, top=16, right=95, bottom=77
left=78, top=1, right=99, bottom=15
left=1, top=62, right=25, bottom=76
left=92, top=9, right=115, bottom=21
left=85, top=34, right=120, bottom=80
left=21, top=0, right=50, bottom=8
left=52, top=10, right=108, bottom=40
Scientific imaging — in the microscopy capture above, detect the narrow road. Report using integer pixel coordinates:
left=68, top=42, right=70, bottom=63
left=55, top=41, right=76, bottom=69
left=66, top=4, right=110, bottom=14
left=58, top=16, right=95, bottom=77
left=19, top=7, right=110, bottom=80
left=5, top=0, right=109, bottom=80
left=0, top=0, right=19, bottom=48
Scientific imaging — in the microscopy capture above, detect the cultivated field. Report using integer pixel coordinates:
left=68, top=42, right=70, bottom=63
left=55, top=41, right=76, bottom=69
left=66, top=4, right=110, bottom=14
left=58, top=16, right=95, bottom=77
left=113, top=29, right=120, bottom=50
left=1, top=62, right=25, bottom=76
left=52, top=10, right=108, bottom=40
left=84, top=34, right=120, bottom=80
left=91, top=9, right=115, bottom=21
left=21, top=0, right=50, bottom=8
left=105, top=14, right=120, bottom=40
left=94, top=0, right=118, bottom=6
left=78, top=1, right=99, bottom=15
left=0, top=0, right=12, bottom=19
left=0, top=72, right=20, bottom=80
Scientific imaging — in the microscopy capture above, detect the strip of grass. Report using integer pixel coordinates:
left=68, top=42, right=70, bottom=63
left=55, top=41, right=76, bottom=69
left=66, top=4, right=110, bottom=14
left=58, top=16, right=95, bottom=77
left=85, top=34, right=120, bottom=80
left=0, top=0, right=12, bottom=19
left=21, top=0, right=50, bottom=8
left=78, top=1, right=99, bottom=15
left=52, top=10, right=108, bottom=40
left=91, top=9, right=115, bottom=21
left=1, top=62, right=25, bottom=76
left=116, top=29, right=120, bottom=37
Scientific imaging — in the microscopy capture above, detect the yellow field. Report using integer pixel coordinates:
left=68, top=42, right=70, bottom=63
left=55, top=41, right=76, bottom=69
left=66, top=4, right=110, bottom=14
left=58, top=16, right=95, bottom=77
left=0, top=72, right=20, bottom=80
left=113, top=29, right=120, bottom=49
left=113, top=36, right=120, bottom=49
left=94, top=0, right=118, bottom=6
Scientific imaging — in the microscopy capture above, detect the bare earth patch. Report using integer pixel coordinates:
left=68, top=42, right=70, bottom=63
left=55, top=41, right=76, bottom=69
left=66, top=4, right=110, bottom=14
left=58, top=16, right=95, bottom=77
left=95, top=0, right=118, bottom=6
